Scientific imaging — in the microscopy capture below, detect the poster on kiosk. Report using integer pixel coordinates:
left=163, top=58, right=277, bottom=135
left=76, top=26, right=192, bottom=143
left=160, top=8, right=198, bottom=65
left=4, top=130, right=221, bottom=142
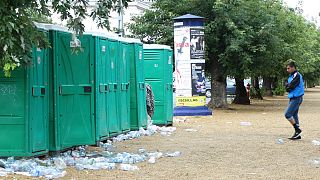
left=173, top=14, right=212, bottom=116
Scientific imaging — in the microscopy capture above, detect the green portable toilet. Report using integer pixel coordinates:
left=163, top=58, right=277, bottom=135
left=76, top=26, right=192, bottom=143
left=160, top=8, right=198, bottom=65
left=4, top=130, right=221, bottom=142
left=117, top=38, right=131, bottom=133
left=126, top=39, right=148, bottom=130
left=93, top=33, right=131, bottom=139
left=107, top=38, right=122, bottom=136
left=143, top=44, right=173, bottom=126
left=90, top=32, right=120, bottom=141
left=0, top=25, right=49, bottom=157
left=46, top=25, right=95, bottom=151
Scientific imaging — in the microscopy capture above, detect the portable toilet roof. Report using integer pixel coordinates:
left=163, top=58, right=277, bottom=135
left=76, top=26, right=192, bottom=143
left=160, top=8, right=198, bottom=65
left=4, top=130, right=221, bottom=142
left=118, top=37, right=142, bottom=44
left=34, top=22, right=48, bottom=30
left=143, top=44, right=172, bottom=50
left=42, top=24, right=72, bottom=33
left=84, top=31, right=119, bottom=40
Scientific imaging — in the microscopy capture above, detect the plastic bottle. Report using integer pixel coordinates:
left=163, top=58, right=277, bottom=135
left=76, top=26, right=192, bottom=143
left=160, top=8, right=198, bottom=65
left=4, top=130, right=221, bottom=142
left=79, top=146, right=86, bottom=157
left=54, top=158, right=66, bottom=169
left=165, top=151, right=181, bottom=157
left=44, top=170, right=66, bottom=179
left=7, top=157, right=14, bottom=164
left=312, top=140, right=320, bottom=146
left=119, top=164, right=139, bottom=171
left=0, top=159, right=6, bottom=168
left=148, top=157, right=156, bottom=164
left=276, top=138, right=284, bottom=144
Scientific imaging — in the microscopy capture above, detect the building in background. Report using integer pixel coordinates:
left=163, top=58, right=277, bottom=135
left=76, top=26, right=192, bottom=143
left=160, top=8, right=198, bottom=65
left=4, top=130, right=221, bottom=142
left=50, top=0, right=154, bottom=35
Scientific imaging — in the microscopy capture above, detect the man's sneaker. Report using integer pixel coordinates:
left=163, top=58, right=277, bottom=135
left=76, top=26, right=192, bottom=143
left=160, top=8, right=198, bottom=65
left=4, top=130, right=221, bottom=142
left=294, top=128, right=302, bottom=138
left=288, top=129, right=302, bottom=140
left=288, top=135, right=301, bottom=140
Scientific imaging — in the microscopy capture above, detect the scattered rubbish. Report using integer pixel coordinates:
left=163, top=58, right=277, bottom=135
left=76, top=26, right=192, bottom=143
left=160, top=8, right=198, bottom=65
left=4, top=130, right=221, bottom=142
left=276, top=138, right=284, bottom=144
left=240, top=122, right=252, bottom=126
left=0, top=160, right=5, bottom=168
left=0, top=147, right=181, bottom=178
left=108, top=152, right=146, bottom=164
left=14, top=172, right=32, bottom=176
left=148, top=157, right=156, bottom=164
left=173, top=117, right=188, bottom=123
left=100, top=141, right=116, bottom=152
left=0, top=124, right=180, bottom=178
left=159, top=127, right=176, bottom=133
left=185, top=129, right=198, bottom=132
left=309, top=159, right=320, bottom=166
left=111, top=125, right=176, bottom=142
left=119, top=164, right=139, bottom=171
left=160, top=132, right=172, bottom=136
left=0, top=168, right=8, bottom=177
left=1, top=158, right=67, bottom=179
left=75, top=162, right=116, bottom=171
left=165, top=151, right=181, bottom=157
left=138, top=149, right=146, bottom=154
left=148, top=152, right=163, bottom=159
left=54, top=157, right=67, bottom=170
left=79, top=146, right=87, bottom=157
left=312, top=140, right=320, bottom=146
left=247, top=172, right=257, bottom=175
left=99, top=151, right=114, bottom=157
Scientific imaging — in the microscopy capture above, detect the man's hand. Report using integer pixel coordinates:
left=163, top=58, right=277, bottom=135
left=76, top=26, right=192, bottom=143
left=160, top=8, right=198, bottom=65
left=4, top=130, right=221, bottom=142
left=285, top=83, right=291, bottom=92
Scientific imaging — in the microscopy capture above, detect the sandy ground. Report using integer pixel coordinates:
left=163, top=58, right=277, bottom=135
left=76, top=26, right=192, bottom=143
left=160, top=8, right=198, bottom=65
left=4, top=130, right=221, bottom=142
left=6, top=87, right=320, bottom=180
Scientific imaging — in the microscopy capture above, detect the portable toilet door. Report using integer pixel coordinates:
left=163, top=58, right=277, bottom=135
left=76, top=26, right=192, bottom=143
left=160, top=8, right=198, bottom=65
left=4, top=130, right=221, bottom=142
left=165, top=50, right=174, bottom=125
left=93, top=34, right=110, bottom=142
left=143, top=44, right=173, bottom=126
left=47, top=25, right=95, bottom=151
left=0, top=28, right=49, bottom=157
left=128, top=39, right=147, bottom=130
left=107, top=38, right=121, bottom=136
left=118, top=40, right=131, bottom=133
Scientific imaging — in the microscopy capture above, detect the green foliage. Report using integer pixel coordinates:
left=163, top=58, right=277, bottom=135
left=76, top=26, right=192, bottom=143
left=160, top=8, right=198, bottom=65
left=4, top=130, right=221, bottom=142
left=129, top=0, right=320, bottom=84
left=250, top=87, right=265, bottom=99
left=272, top=81, right=286, bottom=96
left=0, top=0, right=130, bottom=77
left=127, top=0, right=192, bottom=45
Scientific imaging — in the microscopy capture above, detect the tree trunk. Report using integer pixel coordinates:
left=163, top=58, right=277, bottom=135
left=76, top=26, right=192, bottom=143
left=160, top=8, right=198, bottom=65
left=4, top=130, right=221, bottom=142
left=208, top=57, right=228, bottom=108
left=209, top=78, right=228, bottom=108
left=252, top=77, right=263, bottom=99
left=233, top=78, right=250, bottom=105
left=263, top=77, right=273, bottom=96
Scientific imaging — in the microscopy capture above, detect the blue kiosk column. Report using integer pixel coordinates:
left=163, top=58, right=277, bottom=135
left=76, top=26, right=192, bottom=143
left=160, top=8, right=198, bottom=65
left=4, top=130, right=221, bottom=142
left=173, top=14, right=212, bottom=116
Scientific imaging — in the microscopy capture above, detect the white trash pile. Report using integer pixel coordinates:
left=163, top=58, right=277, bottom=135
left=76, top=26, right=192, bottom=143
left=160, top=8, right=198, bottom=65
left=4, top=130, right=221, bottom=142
left=311, top=140, right=320, bottom=146
left=113, top=125, right=176, bottom=141
left=0, top=125, right=180, bottom=179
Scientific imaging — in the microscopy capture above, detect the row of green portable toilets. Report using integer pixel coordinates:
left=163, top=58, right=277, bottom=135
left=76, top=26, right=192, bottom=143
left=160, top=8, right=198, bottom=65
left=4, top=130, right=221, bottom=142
left=0, top=24, right=173, bottom=157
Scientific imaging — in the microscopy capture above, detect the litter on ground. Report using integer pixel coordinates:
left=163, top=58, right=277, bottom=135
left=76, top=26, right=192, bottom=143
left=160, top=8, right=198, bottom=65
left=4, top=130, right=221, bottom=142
left=312, top=140, right=320, bottom=146
left=185, top=129, right=198, bottom=132
left=240, top=122, right=252, bottom=126
left=0, top=124, right=180, bottom=179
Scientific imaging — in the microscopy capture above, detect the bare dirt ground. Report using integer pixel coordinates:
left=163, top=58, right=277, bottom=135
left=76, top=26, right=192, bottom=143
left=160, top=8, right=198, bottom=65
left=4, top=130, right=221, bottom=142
left=8, top=87, right=320, bottom=180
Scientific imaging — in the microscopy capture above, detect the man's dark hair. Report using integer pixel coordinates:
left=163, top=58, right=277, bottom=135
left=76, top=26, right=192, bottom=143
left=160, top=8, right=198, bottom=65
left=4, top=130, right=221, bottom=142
left=287, top=60, right=297, bottom=69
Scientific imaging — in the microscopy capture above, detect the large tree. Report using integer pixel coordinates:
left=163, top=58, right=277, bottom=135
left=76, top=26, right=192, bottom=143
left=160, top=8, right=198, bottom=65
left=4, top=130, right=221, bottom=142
left=128, top=0, right=320, bottom=107
left=0, top=0, right=130, bottom=77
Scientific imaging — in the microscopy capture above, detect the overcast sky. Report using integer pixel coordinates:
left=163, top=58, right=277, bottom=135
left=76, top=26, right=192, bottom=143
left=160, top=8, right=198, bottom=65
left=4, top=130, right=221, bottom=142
left=283, top=0, right=320, bottom=26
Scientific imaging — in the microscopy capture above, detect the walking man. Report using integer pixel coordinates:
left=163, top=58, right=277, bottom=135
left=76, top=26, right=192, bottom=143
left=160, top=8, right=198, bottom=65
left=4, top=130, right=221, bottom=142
left=285, top=61, right=304, bottom=140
